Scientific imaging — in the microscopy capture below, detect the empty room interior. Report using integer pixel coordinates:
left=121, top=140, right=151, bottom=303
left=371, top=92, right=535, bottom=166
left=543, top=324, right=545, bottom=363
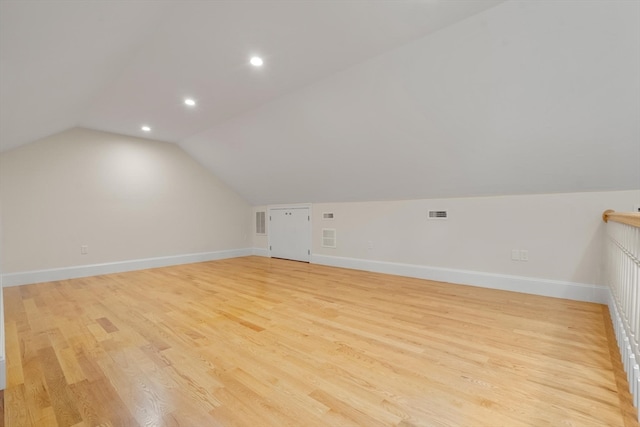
left=1, top=0, right=639, bottom=426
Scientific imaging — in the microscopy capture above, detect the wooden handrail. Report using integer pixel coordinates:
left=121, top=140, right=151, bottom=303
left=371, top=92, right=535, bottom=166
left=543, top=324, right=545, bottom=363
left=602, top=210, right=640, bottom=228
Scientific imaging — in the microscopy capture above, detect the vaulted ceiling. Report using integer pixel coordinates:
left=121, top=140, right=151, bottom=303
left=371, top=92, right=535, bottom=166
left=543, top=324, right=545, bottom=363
left=1, top=0, right=638, bottom=205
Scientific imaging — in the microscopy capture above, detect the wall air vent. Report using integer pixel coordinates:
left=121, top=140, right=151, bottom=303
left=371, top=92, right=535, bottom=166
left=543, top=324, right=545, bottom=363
left=322, top=228, right=337, bottom=248
left=322, top=212, right=335, bottom=220
left=428, top=210, right=448, bottom=220
left=256, top=211, right=266, bottom=234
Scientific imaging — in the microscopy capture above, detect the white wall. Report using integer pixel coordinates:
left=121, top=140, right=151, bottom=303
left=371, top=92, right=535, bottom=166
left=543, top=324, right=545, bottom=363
left=253, top=191, right=639, bottom=293
left=311, top=191, right=640, bottom=288
left=0, top=128, right=251, bottom=275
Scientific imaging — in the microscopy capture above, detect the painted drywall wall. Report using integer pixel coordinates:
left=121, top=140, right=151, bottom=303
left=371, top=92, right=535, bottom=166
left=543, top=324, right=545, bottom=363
left=0, top=128, right=251, bottom=274
left=309, top=191, right=639, bottom=286
left=183, top=0, right=640, bottom=205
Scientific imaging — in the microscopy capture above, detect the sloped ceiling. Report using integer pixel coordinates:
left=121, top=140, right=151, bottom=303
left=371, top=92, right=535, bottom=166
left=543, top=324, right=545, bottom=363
left=1, top=0, right=639, bottom=205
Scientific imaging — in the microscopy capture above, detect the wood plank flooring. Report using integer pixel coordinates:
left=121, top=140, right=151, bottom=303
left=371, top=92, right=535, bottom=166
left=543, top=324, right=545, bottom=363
left=3, top=256, right=638, bottom=426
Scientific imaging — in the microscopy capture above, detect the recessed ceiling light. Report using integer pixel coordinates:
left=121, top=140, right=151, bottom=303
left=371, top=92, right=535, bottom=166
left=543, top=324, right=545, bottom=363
left=141, top=125, right=151, bottom=132
left=250, top=56, right=263, bottom=67
left=184, top=98, right=196, bottom=107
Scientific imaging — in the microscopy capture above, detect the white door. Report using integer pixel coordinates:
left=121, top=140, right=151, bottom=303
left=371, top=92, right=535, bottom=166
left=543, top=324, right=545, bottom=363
left=269, top=207, right=311, bottom=262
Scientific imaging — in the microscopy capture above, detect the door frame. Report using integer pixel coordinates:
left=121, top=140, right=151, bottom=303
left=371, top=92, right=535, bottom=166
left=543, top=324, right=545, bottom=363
left=267, top=203, right=312, bottom=261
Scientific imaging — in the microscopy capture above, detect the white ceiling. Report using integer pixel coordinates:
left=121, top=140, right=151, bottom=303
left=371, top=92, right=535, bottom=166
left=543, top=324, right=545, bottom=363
left=2, top=0, right=639, bottom=205
left=1, top=0, right=503, bottom=151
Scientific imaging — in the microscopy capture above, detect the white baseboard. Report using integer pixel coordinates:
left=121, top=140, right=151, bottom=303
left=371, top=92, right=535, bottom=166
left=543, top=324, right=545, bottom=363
left=252, top=247, right=269, bottom=257
left=1, top=248, right=253, bottom=287
left=607, top=289, right=640, bottom=420
left=0, top=277, right=4, bottom=389
left=311, top=254, right=608, bottom=304
left=6, top=249, right=606, bottom=304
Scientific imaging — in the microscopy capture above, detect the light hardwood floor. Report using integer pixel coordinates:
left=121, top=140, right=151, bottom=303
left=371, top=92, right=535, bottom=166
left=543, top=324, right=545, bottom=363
left=3, top=256, right=638, bottom=427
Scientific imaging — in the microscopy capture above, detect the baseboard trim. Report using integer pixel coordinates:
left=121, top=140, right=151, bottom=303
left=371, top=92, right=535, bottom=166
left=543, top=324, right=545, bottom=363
left=252, top=248, right=269, bottom=257
left=311, top=254, right=608, bottom=304
left=1, top=248, right=253, bottom=287
left=607, top=289, right=640, bottom=420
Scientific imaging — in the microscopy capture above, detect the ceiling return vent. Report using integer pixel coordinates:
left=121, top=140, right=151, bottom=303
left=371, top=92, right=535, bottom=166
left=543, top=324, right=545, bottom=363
left=428, top=210, right=448, bottom=220
left=322, top=228, right=337, bottom=248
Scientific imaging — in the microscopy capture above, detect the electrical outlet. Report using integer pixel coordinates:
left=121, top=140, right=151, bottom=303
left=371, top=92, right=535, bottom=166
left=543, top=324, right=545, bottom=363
left=81, top=245, right=88, bottom=255
left=367, top=241, right=374, bottom=250
left=511, top=249, right=520, bottom=261
left=520, top=250, right=528, bottom=261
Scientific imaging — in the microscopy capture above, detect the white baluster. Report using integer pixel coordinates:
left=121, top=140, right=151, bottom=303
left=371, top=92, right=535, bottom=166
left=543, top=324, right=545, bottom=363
left=605, top=217, right=640, bottom=419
